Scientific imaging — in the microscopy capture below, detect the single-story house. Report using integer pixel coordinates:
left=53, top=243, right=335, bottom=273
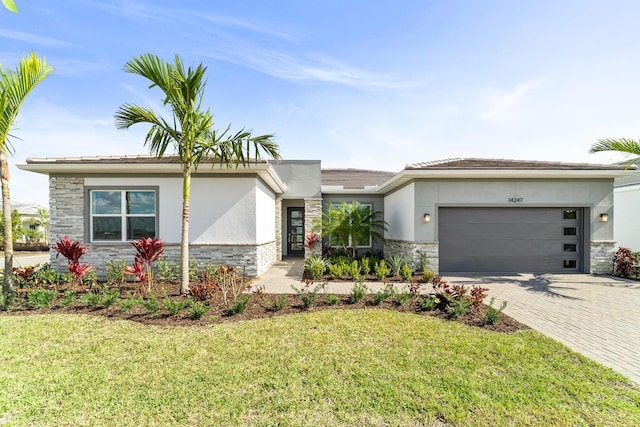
left=613, top=159, right=640, bottom=251
left=19, top=155, right=634, bottom=278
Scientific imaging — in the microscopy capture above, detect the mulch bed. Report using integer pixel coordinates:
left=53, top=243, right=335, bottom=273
left=5, top=280, right=529, bottom=333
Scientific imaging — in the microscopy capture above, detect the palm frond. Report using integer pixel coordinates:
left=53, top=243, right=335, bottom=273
left=589, top=138, right=640, bottom=156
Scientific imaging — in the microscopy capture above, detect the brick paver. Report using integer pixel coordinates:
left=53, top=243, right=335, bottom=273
left=444, top=273, right=640, bottom=384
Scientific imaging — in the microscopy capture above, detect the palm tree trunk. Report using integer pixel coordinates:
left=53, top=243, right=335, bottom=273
left=180, top=169, right=191, bottom=294
left=1, top=150, right=14, bottom=294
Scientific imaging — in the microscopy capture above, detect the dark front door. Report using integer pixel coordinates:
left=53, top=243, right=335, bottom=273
left=287, top=207, right=305, bottom=256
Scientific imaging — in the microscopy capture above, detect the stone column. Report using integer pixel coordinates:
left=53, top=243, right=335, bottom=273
left=590, top=240, right=615, bottom=274
left=275, top=198, right=282, bottom=261
left=49, top=175, right=85, bottom=272
left=304, top=198, right=323, bottom=258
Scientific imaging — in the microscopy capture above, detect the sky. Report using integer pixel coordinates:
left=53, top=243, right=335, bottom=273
left=2, top=0, right=640, bottom=207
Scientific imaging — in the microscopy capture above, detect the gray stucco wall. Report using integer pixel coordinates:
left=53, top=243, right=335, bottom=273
left=271, top=160, right=322, bottom=198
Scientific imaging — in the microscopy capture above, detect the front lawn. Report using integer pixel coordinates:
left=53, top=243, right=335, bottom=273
left=0, top=310, right=638, bottom=426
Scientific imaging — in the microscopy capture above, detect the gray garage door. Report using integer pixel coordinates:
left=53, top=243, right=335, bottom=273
left=439, top=207, right=583, bottom=273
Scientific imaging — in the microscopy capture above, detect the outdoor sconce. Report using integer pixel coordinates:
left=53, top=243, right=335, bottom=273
left=423, top=213, right=431, bottom=223
left=599, top=213, right=609, bottom=222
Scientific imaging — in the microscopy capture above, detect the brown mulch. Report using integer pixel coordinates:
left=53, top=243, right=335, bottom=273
left=5, top=280, right=529, bottom=333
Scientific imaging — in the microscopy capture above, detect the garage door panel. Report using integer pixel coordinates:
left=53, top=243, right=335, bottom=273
left=439, top=207, right=582, bottom=273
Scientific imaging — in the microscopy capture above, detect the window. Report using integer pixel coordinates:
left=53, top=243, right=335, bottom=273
left=563, top=260, right=577, bottom=269
left=563, top=227, right=577, bottom=236
left=327, top=203, right=373, bottom=248
left=90, top=190, right=156, bottom=241
left=563, top=243, right=577, bottom=252
left=563, top=210, right=577, bottom=220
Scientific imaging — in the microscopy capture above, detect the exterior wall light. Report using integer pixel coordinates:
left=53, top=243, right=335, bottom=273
left=423, top=213, right=431, bottom=223
left=599, top=213, right=609, bottom=222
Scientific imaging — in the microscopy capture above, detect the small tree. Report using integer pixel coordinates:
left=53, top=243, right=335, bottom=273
left=0, top=209, right=23, bottom=247
left=317, top=202, right=387, bottom=260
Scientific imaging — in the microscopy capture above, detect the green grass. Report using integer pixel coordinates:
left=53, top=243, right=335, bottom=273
left=0, top=310, right=638, bottom=426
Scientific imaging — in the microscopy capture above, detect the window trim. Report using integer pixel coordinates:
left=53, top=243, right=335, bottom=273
left=85, top=186, right=159, bottom=243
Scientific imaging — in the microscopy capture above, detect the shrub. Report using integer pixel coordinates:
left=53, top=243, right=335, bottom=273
left=613, top=247, right=638, bottom=279
left=31, top=264, right=62, bottom=288
left=395, top=291, right=411, bottom=306
left=305, top=255, right=328, bottom=280
left=79, top=291, right=101, bottom=307
left=408, top=281, right=422, bottom=298
left=372, top=283, right=395, bottom=305
left=188, top=299, right=209, bottom=319
left=349, top=281, right=367, bottom=304
left=448, top=298, right=472, bottom=318
left=324, top=294, right=341, bottom=305
left=120, top=292, right=140, bottom=312
left=214, top=265, right=246, bottom=307
left=163, top=292, right=189, bottom=316
left=422, top=268, right=436, bottom=282
left=361, top=257, right=371, bottom=276
left=292, top=283, right=321, bottom=309
left=416, top=294, right=438, bottom=311
left=304, top=232, right=320, bottom=252
left=12, top=266, right=36, bottom=288
left=270, top=294, right=287, bottom=311
left=349, top=260, right=362, bottom=280
left=141, top=293, right=161, bottom=315
left=52, top=236, right=92, bottom=291
left=106, top=259, right=128, bottom=286
left=188, top=282, right=216, bottom=302
left=484, top=297, right=508, bottom=325
left=227, top=294, right=251, bottom=315
left=386, top=256, right=404, bottom=278
left=27, top=289, right=57, bottom=309
left=328, top=263, right=343, bottom=280
left=373, top=259, right=391, bottom=280
left=400, top=264, right=413, bottom=281
left=125, top=237, right=165, bottom=293
left=469, top=285, right=489, bottom=307
left=156, top=259, right=179, bottom=283
left=189, top=260, right=199, bottom=282
left=0, top=291, right=16, bottom=311
left=59, top=290, right=77, bottom=307
left=99, top=286, right=120, bottom=308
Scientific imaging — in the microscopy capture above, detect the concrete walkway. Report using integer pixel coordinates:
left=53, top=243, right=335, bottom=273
left=253, top=260, right=640, bottom=385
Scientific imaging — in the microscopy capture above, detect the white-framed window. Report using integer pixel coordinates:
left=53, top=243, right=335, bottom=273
left=328, top=203, right=373, bottom=248
left=90, top=190, right=157, bottom=242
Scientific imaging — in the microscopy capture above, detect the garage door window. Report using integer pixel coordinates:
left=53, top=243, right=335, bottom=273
left=563, top=227, right=577, bottom=236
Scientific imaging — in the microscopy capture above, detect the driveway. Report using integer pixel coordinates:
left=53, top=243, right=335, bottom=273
left=0, top=252, right=50, bottom=271
left=443, top=273, right=640, bottom=385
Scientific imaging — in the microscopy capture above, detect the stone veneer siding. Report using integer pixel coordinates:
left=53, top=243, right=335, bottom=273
left=49, top=175, right=85, bottom=273
left=590, top=240, right=615, bottom=274
left=275, top=198, right=282, bottom=260
left=80, top=241, right=276, bottom=280
left=304, top=198, right=323, bottom=258
left=385, top=240, right=439, bottom=273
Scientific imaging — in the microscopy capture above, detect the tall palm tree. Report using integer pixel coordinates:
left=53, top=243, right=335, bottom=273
left=115, top=53, right=280, bottom=294
left=589, top=137, right=640, bottom=166
left=0, top=52, right=53, bottom=294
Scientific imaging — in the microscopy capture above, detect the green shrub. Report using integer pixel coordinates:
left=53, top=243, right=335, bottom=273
left=422, top=268, right=436, bottom=282
left=373, top=260, right=391, bottom=280
left=292, top=283, right=321, bottom=309
left=361, top=257, right=371, bottom=276
left=79, top=291, right=101, bottom=307
left=305, top=255, right=328, bottom=280
left=227, top=294, right=251, bottom=315
left=270, top=295, right=287, bottom=311
left=372, top=283, right=395, bottom=305
left=448, top=298, right=472, bottom=318
left=0, top=291, right=16, bottom=311
left=349, top=260, right=362, bottom=280
left=484, top=297, right=508, bottom=325
left=141, top=293, right=161, bottom=315
left=188, top=300, right=209, bottom=319
left=396, top=291, right=411, bottom=306
left=98, top=286, right=119, bottom=308
left=188, top=260, right=199, bottom=282
left=324, top=294, right=341, bottom=306
left=59, top=290, right=77, bottom=307
left=120, top=292, right=140, bottom=312
left=28, top=289, right=58, bottom=309
left=416, top=294, right=438, bottom=311
left=328, top=263, right=343, bottom=280
left=156, top=259, right=179, bottom=283
left=163, top=293, right=189, bottom=316
left=400, top=264, right=413, bottom=281
left=106, top=259, right=127, bottom=285
left=349, top=281, right=367, bottom=304
left=31, top=264, right=62, bottom=287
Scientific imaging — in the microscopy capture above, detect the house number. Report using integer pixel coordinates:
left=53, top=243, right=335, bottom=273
left=508, top=197, right=523, bottom=203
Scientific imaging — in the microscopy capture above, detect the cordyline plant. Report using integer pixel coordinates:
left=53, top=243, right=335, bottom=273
left=52, top=236, right=92, bottom=291
left=125, top=237, right=165, bottom=293
left=304, top=232, right=319, bottom=253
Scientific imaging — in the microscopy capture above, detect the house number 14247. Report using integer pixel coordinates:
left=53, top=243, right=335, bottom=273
left=508, top=197, right=523, bottom=203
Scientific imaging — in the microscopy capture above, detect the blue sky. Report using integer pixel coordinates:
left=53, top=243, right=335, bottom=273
left=3, top=0, right=640, bottom=206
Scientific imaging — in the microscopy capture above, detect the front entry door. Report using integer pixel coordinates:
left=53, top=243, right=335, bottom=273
left=287, top=207, right=305, bottom=256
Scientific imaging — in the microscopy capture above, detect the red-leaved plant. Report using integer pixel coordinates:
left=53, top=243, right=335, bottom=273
left=52, top=236, right=92, bottom=291
left=125, top=237, right=165, bottom=293
left=304, top=232, right=320, bottom=252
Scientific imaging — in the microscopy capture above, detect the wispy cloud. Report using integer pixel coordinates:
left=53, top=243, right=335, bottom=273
left=199, top=14, right=297, bottom=42
left=480, top=80, right=550, bottom=122
left=199, top=44, right=408, bottom=90
left=0, top=28, right=75, bottom=47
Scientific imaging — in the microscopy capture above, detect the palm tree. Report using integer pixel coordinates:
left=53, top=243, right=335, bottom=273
left=0, top=52, right=53, bottom=294
left=589, top=137, right=640, bottom=166
left=318, top=202, right=387, bottom=260
left=115, top=53, right=280, bottom=294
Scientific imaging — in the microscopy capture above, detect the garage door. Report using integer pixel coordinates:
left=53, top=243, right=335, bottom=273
left=439, top=207, right=583, bottom=273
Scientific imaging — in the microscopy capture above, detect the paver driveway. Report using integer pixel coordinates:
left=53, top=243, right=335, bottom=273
left=443, top=273, right=640, bottom=385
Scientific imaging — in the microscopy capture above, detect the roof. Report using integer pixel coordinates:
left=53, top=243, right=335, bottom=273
left=22, top=154, right=269, bottom=165
left=11, top=201, right=46, bottom=216
left=613, top=158, right=640, bottom=188
left=406, top=158, right=633, bottom=170
left=321, top=168, right=396, bottom=188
